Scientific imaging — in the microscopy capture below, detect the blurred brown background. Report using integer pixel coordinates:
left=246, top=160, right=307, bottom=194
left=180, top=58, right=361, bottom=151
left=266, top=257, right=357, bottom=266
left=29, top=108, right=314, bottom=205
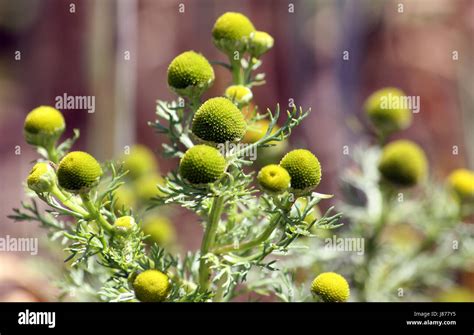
left=0, top=0, right=472, bottom=301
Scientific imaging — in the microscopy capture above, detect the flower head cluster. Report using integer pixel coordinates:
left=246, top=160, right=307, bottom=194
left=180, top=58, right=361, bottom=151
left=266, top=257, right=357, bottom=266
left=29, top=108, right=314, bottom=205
left=57, top=151, right=103, bottom=193
left=27, top=162, right=57, bottom=193
left=364, top=87, right=412, bottom=135
left=192, top=97, right=247, bottom=144
left=24, top=106, right=65, bottom=147
left=179, top=144, right=226, bottom=185
left=311, top=272, right=350, bottom=302
left=378, top=140, right=427, bottom=187
left=133, top=269, right=170, bottom=302
left=447, top=169, right=474, bottom=202
left=280, top=149, right=322, bottom=195
left=167, top=51, right=215, bottom=97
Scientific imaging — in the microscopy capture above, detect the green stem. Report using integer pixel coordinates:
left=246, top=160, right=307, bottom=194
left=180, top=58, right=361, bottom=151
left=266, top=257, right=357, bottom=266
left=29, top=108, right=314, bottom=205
left=230, top=59, right=243, bottom=85
left=50, top=185, right=89, bottom=217
left=45, top=142, right=59, bottom=164
left=198, top=195, right=225, bottom=292
left=80, top=193, right=114, bottom=233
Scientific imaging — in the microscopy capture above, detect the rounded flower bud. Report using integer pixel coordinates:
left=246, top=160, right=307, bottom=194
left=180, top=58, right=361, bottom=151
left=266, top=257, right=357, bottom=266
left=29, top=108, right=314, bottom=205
left=122, top=145, right=157, bottom=180
left=192, top=97, right=246, bottom=143
left=179, top=145, right=226, bottom=185
left=27, top=162, right=57, bottom=193
left=447, top=169, right=474, bottom=202
left=24, top=106, right=65, bottom=147
left=212, top=12, right=255, bottom=54
left=112, top=185, right=136, bottom=212
left=133, top=269, right=170, bottom=302
left=114, top=216, right=136, bottom=233
left=257, top=164, right=291, bottom=194
left=280, top=149, right=322, bottom=194
left=167, top=51, right=214, bottom=97
left=249, top=31, right=274, bottom=58
left=57, top=151, right=103, bottom=193
left=133, top=173, right=165, bottom=201
left=364, top=87, right=412, bottom=135
left=225, top=85, right=253, bottom=106
left=378, top=140, right=428, bottom=187
left=311, top=272, right=350, bottom=302
left=143, top=215, right=176, bottom=246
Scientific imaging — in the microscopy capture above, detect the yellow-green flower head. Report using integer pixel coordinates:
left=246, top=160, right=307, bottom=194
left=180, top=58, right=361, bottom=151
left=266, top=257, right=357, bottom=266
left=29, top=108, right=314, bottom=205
left=24, top=106, right=65, bottom=146
left=133, top=173, right=165, bottom=201
left=257, top=164, right=291, bottom=194
left=133, top=269, right=170, bottom=302
left=378, top=140, right=428, bottom=187
left=225, top=85, right=253, bottom=106
left=179, top=145, right=226, bottom=185
left=114, top=215, right=136, bottom=232
left=167, top=51, right=214, bottom=97
left=122, top=145, right=157, bottom=180
left=143, top=215, right=176, bottom=246
left=192, top=97, right=247, bottom=143
left=112, top=185, right=136, bottom=212
left=57, top=151, right=103, bottom=193
left=249, top=31, right=274, bottom=58
left=447, top=169, right=474, bottom=202
left=311, top=272, right=350, bottom=302
left=27, top=162, right=56, bottom=193
left=364, top=87, right=412, bottom=135
left=212, top=12, right=255, bottom=54
left=280, top=149, right=322, bottom=194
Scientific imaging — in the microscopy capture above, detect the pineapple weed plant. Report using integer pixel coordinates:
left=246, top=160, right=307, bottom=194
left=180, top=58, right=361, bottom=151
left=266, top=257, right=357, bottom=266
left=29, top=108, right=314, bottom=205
left=10, top=12, right=474, bottom=303
left=10, top=12, right=346, bottom=303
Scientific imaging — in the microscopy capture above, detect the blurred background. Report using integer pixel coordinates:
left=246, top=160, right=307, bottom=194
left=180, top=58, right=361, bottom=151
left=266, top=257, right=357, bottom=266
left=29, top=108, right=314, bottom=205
left=0, top=0, right=472, bottom=301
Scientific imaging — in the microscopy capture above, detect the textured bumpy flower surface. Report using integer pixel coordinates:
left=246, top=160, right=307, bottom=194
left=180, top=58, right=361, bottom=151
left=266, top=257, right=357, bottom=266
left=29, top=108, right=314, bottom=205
left=311, top=272, right=350, bottom=302
left=122, top=145, right=157, bottom=180
left=280, top=149, right=321, bottom=194
left=24, top=106, right=65, bottom=146
left=447, top=169, right=474, bottom=202
left=167, top=51, right=215, bottom=96
left=364, top=87, right=412, bottom=135
left=191, top=97, right=247, bottom=143
left=179, top=144, right=226, bottom=184
left=378, top=140, right=427, bottom=187
left=57, top=151, right=103, bottom=193
left=212, top=12, right=255, bottom=54
left=27, top=162, right=56, bottom=193
left=133, top=270, right=170, bottom=302
left=257, top=164, right=291, bottom=194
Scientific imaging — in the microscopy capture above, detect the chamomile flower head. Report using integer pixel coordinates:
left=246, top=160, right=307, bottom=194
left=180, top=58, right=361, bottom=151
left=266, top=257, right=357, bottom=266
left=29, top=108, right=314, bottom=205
left=133, top=173, right=165, bottom=201
left=112, top=185, right=136, bottom=212
left=27, top=162, right=56, bottom=193
left=143, top=215, right=176, bottom=246
left=447, top=169, right=474, bottom=202
left=311, top=272, right=350, bottom=302
left=122, top=145, right=157, bottom=180
left=257, top=164, right=291, bottom=194
left=212, top=12, right=255, bottom=54
left=378, top=140, right=428, bottom=187
left=192, top=97, right=246, bottom=143
left=249, top=31, right=274, bottom=58
left=364, top=87, right=412, bottom=135
left=225, top=85, right=253, bottom=106
left=114, top=216, right=136, bottom=232
left=280, top=149, right=322, bottom=195
left=133, top=269, right=170, bottom=302
left=179, top=145, right=226, bottom=185
left=57, top=151, right=103, bottom=193
left=167, top=51, right=215, bottom=97
left=24, top=106, right=65, bottom=146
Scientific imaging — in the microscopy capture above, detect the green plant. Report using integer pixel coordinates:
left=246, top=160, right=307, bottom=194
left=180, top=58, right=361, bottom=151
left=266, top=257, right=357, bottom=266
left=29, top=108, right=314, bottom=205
left=10, top=12, right=343, bottom=302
